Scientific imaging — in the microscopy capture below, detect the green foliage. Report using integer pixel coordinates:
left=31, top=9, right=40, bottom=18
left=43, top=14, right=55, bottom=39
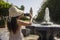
left=0, top=0, right=11, bottom=27
left=47, top=0, right=60, bottom=24
left=0, top=20, right=5, bottom=25
left=20, top=16, right=30, bottom=21
left=20, top=5, right=25, bottom=11
left=35, top=1, right=48, bottom=22
left=0, top=19, right=5, bottom=28
left=36, top=0, right=60, bottom=24
left=0, top=0, right=11, bottom=16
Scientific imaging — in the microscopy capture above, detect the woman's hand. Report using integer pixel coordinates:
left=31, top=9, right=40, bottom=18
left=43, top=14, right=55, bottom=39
left=29, top=13, right=32, bottom=19
left=29, top=13, right=33, bottom=25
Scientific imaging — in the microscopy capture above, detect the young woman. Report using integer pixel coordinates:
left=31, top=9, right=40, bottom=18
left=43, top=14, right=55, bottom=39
left=7, top=5, right=32, bottom=40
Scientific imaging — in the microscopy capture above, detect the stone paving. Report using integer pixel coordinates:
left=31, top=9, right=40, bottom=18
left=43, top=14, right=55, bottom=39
left=24, top=35, right=39, bottom=40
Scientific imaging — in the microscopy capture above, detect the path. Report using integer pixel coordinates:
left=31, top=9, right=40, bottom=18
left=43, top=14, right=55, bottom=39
left=24, top=35, right=39, bottom=40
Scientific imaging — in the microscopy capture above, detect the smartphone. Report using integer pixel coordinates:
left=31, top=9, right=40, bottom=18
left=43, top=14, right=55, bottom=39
left=24, top=13, right=30, bottom=16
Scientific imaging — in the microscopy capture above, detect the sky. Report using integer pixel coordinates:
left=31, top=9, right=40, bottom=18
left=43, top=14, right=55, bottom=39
left=4, top=0, right=43, bottom=17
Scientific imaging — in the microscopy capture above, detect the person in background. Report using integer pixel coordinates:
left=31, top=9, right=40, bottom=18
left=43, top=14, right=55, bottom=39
left=7, top=5, right=32, bottom=40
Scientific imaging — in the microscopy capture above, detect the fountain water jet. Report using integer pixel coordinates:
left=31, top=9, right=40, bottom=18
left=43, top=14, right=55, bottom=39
left=41, top=7, right=53, bottom=25
left=44, top=7, right=50, bottom=22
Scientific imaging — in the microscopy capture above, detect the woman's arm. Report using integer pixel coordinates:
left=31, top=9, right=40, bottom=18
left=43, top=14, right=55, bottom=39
left=17, top=14, right=32, bottom=26
left=17, top=20, right=31, bottom=26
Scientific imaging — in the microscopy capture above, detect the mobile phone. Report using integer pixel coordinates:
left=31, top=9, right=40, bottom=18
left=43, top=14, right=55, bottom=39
left=24, top=13, right=29, bottom=16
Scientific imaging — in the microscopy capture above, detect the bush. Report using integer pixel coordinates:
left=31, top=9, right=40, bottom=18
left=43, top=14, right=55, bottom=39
left=0, top=20, right=5, bottom=28
left=20, top=16, right=30, bottom=21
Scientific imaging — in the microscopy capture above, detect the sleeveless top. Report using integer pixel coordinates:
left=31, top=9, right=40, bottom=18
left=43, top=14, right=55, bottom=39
left=8, top=19, right=25, bottom=40
left=9, top=29, right=24, bottom=40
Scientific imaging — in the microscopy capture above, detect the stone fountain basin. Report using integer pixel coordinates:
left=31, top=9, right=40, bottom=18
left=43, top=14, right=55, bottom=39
left=30, top=23, right=60, bottom=31
left=31, top=23, right=60, bottom=27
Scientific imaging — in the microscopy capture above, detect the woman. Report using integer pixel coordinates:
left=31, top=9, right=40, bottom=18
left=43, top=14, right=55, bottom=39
left=7, top=5, right=32, bottom=40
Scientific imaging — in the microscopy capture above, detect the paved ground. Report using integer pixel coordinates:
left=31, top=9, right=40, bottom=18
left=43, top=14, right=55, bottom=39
left=24, top=35, right=39, bottom=40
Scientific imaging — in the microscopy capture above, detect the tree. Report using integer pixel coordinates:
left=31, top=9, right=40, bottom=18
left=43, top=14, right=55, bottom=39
left=20, top=5, right=25, bottom=11
left=0, top=0, right=11, bottom=27
left=36, top=0, right=60, bottom=24
left=35, top=1, right=48, bottom=23
left=0, top=0, right=11, bottom=16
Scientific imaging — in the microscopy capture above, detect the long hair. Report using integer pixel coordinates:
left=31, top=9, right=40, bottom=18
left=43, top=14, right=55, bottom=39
left=7, top=16, right=18, bottom=34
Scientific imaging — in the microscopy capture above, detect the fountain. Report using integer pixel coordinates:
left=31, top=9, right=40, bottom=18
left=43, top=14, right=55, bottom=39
left=29, top=7, right=60, bottom=40
left=32, top=7, right=60, bottom=27
left=41, top=7, right=53, bottom=25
